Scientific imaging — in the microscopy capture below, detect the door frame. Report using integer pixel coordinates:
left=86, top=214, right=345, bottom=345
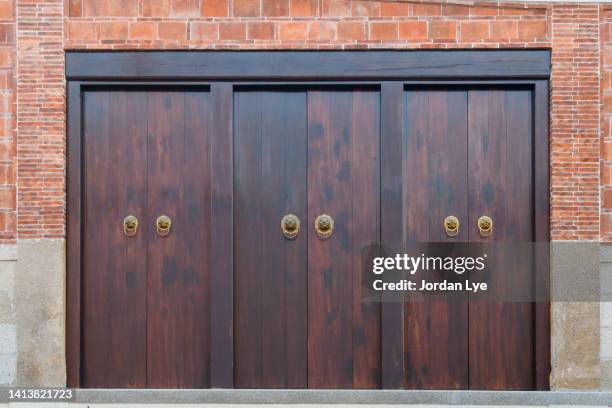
left=66, top=50, right=551, bottom=389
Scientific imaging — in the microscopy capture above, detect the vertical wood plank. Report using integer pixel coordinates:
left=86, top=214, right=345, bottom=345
left=307, top=89, right=380, bottom=388
left=351, top=90, right=381, bottom=389
left=210, top=82, right=234, bottom=388
left=66, top=81, right=82, bottom=388
left=307, top=90, right=354, bottom=389
left=82, top=91, right=148, bottom=387
left=467, top=89, right=534, bottom=390
left=534, top=80, right=551, bottom=390
left=403, top=89, right=469, bottom=389
left=380, top=81, right=406, bottom=389
left=234, top=90, right=308, bottom=388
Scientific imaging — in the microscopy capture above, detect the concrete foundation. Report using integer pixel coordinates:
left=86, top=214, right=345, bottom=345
left=0, top=239, right=66, bottom=387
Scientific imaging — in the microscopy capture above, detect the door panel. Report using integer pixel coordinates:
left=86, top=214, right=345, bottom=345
left=82, top=91, right=148, bottom=387
left=78, top=82, right=543, bottom=391
left=146, top=91, right=212, bottom=388
left=234, top=90, right=308, bottom=388
left=403, top=90, right=469, bottom=389
left=467, top=90, right=534, bottom=389
left=307, top=90, right=380, bottom=389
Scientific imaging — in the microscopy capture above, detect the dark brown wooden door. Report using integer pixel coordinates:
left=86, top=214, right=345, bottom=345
left=395, top=87, right=537, bottom=390
left=79, top=83, right=543, bottom=391
left=82, top=89, right=213, bottom=388
left=403, top=89, right=469, bottom=389
left=234, top=88, right=380, bottom=389
left=467, top=89, right=535, bottom=389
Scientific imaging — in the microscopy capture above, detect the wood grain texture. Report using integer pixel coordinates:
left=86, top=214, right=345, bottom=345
left=82, top=91, right=148, bottom=387
left=467, top=89, right=534, bottom=390
left=307, top=89, right=380, bottom=389
left=146, top=91, right=212, bottom=388
left=66, top=50, right=551, bottom=80
left=234, top=90, right=308, bottom=388
left=380, top=82, right=407, bottom=389
left=209, top=83, right=234, bottom=388
left=534, top=80, right=551, bottom=390
left=66, top=81, right=82, bottom=388
left=403, top=89, right=469, bottom=389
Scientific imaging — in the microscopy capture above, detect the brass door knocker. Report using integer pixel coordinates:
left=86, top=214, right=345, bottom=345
left=315, top=214, right=334, bottom=240
left=156, top=215, right=172, bottom=237
left=281, top=214, right=300, bottom=240
left=477, top=215, right=493, bottom=238
left=123, top=215, right=138, bottom=237
left=443, top=215, right=459, bottom=237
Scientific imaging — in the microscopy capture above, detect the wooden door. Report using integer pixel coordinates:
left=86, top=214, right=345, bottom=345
left=391, top=86, right=537, bottom=390
left=234, top=90, right=309, bottom=388
left=81, top=89, right=213, bottom=388
left=233, top=87, right=380, bottom=389
left=402, top=89, right=469, bottom=389
left=467, top=89, right=535, bottom=389
left=82, top=90, right=148, bottom=388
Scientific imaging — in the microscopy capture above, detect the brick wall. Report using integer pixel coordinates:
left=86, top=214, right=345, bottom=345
left=0, top=0, right=13, bottom=244
left=602, top=6, right=612, bottom=241
left=0, top=0, right=605, bottom=242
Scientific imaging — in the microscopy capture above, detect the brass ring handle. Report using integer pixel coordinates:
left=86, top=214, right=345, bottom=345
left=281, top=214, right=300, bottom=240
left=123, top=215, right=138, bottom=237
left=156, top=215, right=172, bottom=237
left=444, top=215, right=459, bottom=237
left=477, top=215, right=493, bottom=238
left=314, top=214, right=334, bottom=240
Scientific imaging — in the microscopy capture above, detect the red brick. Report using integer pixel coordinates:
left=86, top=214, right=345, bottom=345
left=471, top=6, right=498, bottom=16
left=443, top=4, right=470, bottom=16
left=98, top=22, right=129, bottom=40
left=337, top=22, right=365, bottom=41
left=369, top=22, right=398, bottom=41
left=460, top=21, right=489, bottom=42
left=191, top=22, right=218, bottom=40
left=430, top=21, right=456, bottom=41
left=518, top=20, right=547, bottom=41
left=309, top=22, right=335, bottom=41
left=233, top=0, right=260, bottom=17
left=290, top=0, right=318, bottom=16
left=171, top=0, right=200, bottom=16
left=604, top=189, right=612, bottom=210
left=129, top=22, right=156, bottom=40
left=67, top=21, right=95, bottom=41
left=247, top=22, right=275, bottom=40
left=143, top=0, right=171, bottom=16
left=0, top=1, right=14, bottom=19
left=158, top=22, right=187, bottom=40
left=202, top=0, right=228, bottom=16
left=352, top=1, right=380, bottom=17
left=490, top=20, right=518, bottom=41
left=413, top=4, right=440, bottom=16
left=0, top=164, right=13, bottom=184
left=321, top=0, right=351, bottom=17
left=219, top=22, right=246, bottom=40
left=82, top=0, right=139, bottom=16
left=399, top=21, right=428, bottom=41
left=381, top=2, right=409, bottom=17
left=0, top=187, right=14, bottom=209
left=262, top=0, right=288, bottom=16
left=279, top=22, right=308, bottom=41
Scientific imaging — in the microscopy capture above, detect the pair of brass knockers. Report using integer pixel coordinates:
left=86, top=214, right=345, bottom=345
left=281, top=214, right=334, bottom=240
left=443, top=215, right=493, bottom=238
left=123, top=215, right=171, bottom=237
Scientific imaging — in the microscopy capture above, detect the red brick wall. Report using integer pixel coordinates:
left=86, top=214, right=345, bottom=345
left=4, top=0, right=609, bottom=241
left=0, top=0, right=13, bottom=244
left=602, top=7, right=612, bottom=241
